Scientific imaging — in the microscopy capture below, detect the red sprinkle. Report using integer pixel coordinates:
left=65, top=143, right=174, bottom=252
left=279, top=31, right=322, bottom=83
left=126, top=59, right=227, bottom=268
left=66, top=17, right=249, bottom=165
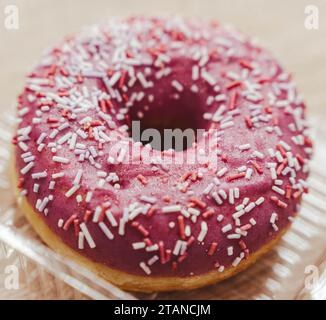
left=226, top=81, right=242, bottom=91
left=63, top=214, right=78, bottom=231
left=229, top=91, right=238, bottom=110
left=159, top=241, right=165, bottom=264
left=137, top=174, right=148, bottom=185
left=177, top=215, right=186, bottom=240
left=227, top=172, right=246, bottom=182
left=189, top=197, right=207, bottom=209
left=207, top=242, right=218, bottom=256
left=270, top=196, right=288, bottom=208
left=245, top=116, right=253, bottom=129
left=252, top=161, right=263, bottom=174
left=202, top=208, right=214, bottom=219
left=83, top=210, right=93, bottom=222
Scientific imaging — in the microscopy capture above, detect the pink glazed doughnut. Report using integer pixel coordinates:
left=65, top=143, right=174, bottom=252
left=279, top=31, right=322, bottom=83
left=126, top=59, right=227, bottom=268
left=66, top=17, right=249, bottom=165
left=13, top=16, right=312, bottom=292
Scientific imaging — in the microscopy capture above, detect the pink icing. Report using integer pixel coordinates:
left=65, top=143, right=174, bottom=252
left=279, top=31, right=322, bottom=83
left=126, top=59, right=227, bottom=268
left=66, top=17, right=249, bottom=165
left=14, top=16, right=312, bottom=277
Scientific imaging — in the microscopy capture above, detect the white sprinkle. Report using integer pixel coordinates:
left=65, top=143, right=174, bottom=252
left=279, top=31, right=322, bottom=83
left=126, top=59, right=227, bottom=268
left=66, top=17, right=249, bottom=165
left=217, top=214, right=224, bottom=222
left=38, top=197, right=49, bottom=212
left=212, top=104, right=227, bottom=122
left=185, top=225, right=191, bottom=237
left=53, top=156, right=70, bottom=164
left=222, top=223, right=232, bottom=233
left=255, top=197, right=265, bottom=205
left=65, top=184, right=80, bottom=197
left=37, top=143, right=45, bottom=152
left=234, top=188, right=240, bottom=199
left=217, top=167, right=228, bottom=177
left=162, top=205, right=182, bottom=213
left=89, top=146, right=97, bottom=158
left=250, top=218, right=257, bottom=225
left=245, top=202, right=256, bottom=213
left=20, top=162, right=34, bottom=175
left=18, top=142, right=29, bottom=152
left=192, top=65, right=199, bottom=81
left=272, top=186, right=285, bottom=195
left=98, top=130, right=111, bottom=142
left=243, top=197, right=250, bottom=205
left=69, top=133, right=77, bottom=150
left=105, top=210, right=118, bottom=227
left=78, top=232, right=84, bottom=250
left=282, top=167, right=291, bottom=176
left=57, top=132, right=72, bottom=145
left=37, top=133, right=47, bottom=145
left=129, top=206, right=144, bottom=220
left=18, top=107, right=29, bottom=116
left=245, top=168, right=253, bottom=179
left=132, top=242, right=146, bottom=250
left=118, top=217, right=127, bottom=236
left=32, top=171, right=47, bottom=179
left=76, top=129, right=88, bottom=139
left=85, top=191, right=93, bottom=203
left=268, top=148, right=275, bottom=157
left=117, top=147, right=127, bottom=163
left=218, top=266, right=225, bottom=272
left=171, top=80, right=183, bottom=92
left=52, top=172, right=65, bottom=179
left=173, top=240, right=183, bottom=256
left=203, top=183, right=214, bottom=195
left=33, top=183, right=40, bottom=193
left=253, top=151, right=264, bottom=159
left=140, top=195, right=157, bottom=204
left=239, top=143, right=251, bottom=151
left=232, top=256, right=242, bottom=267
left=24, top=156, right=35, bottom=163
left=58, top=219, right=64, bottom=228
left=227, top=246, right=234, bottom=256
left=99, top=222, right=114, bottom=240
left=180, top=209, right=190, bottom=218
left=270, top=167, right=277, bottom=180
left=270, top=212, right=278, bottom=224
left=275, top=151, right=284, bottom=163
left=49, top=129, right=59, bottom=139
left=237, top=166, right=247, bottom=172
left=279, top=140, right=291, bottom=151
left=79, top=223, right=96, bottom=248
left=233, top=209, right=245, bottom=219
left=212, top=192, right=223, bottom=205
left=139, top=262, right=151, bottom=275
left=73, top=169, right=83, bottom=185
left=109, top=71, right=121, bottom=86
left=229, top=189, right=234, bottom=204
left=201, top=69, right=216, bottom=85
left=197, top=221, right=208, bottom=242
left=220, top=121, right=234, bottom=129
left=148, top=255, right=159, bottom=266
left=92, top=206, right=103, bottom=223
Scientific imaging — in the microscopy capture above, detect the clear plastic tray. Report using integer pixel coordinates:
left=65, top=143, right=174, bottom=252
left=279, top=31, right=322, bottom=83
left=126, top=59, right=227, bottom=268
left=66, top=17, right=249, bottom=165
left=0, top=110, right=325, bottom=300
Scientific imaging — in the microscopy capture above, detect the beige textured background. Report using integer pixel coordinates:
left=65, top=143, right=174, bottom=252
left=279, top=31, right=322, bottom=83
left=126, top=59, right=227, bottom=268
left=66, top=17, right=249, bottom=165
left=0, top=0, right=325, bottom=299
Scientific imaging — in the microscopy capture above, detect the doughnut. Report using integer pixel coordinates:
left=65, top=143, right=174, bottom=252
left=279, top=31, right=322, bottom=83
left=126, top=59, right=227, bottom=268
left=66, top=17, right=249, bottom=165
left=12, top=16, right=312, bottom=292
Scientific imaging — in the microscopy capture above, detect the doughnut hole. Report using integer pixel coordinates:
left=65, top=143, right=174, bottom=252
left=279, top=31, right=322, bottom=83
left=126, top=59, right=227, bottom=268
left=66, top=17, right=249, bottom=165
left=129, top=90, right=209, bottom=152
